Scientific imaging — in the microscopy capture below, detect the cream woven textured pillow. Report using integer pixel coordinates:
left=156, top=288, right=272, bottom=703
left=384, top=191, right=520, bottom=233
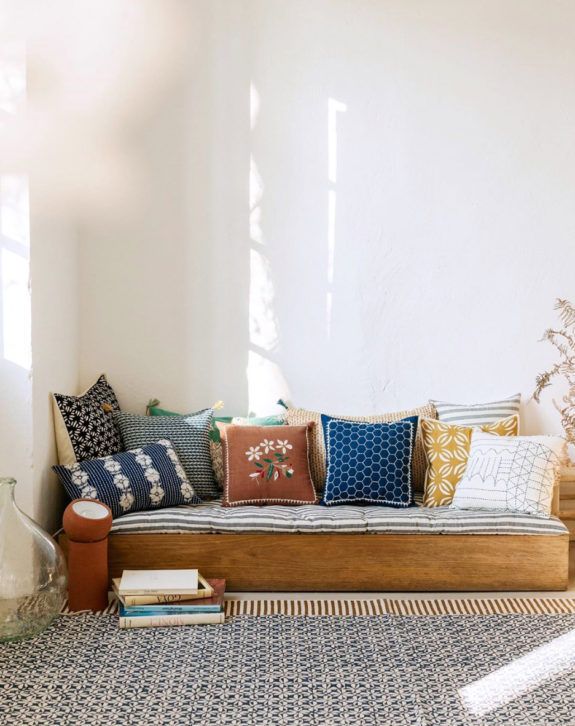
left=285, top=403, right=436, bottom=491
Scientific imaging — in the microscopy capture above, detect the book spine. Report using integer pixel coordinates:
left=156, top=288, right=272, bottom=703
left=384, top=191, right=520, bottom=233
left=121, top=590, right=214, bottom=606
left=119, top=589, right=202, bottom=596
left=119, top=612, right=224, bottom=629
left=122, top=606, right=222, bottom=616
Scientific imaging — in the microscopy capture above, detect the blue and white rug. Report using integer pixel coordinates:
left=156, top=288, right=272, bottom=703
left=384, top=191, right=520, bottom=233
left=2, top=602, right=575, bottom=725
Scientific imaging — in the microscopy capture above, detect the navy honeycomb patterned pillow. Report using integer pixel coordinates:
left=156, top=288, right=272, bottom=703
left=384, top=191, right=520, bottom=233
left=321, top=415, right=418, bottom=506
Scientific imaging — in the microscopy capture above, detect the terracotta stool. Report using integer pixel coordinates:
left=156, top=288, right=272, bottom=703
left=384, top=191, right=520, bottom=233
left=62, top=499, right=113, bottom=612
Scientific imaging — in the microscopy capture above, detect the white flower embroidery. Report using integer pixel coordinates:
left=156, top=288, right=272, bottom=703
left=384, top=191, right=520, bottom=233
left=164, top=446, right=179, bottom=464
left=149, top=484, right=165, bottom=505
left=246, top=446, right=261, bottom=462
left=175, top=465, right=186, bottom=480
left=119, top=492, right=135, bottom=511
left=69, top=465, right=98, bottom=498
left=135, top=452, right=153, bottom=468
left=114, top=473, right=131, bottom=492
left=103, top=460, right=121, bottom=475
left=276, top=439, right=293, bottom=454
left=144, top=467, right=161, bottom=485
left=260, top=439, right=275, bottom=453
left=180, top=481, right=194, bottom=501
left=71, top=468, right=89, bottom=486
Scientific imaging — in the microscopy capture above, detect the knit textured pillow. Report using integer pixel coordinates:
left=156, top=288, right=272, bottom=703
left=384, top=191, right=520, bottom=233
left=421, top=414, right=519, bottom=507
left=285, top=402, right=436, bottom=492
left=53, top=440, right=201, bottom=519
left=52, top=374, right=122, bottom=466
left=147, top=403, right=285, bottom=488
left=115, top=409, right=218, bottom=499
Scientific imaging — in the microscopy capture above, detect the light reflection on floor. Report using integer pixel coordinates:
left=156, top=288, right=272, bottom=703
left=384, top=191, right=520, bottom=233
left=459, top=628, right=575, bottom=716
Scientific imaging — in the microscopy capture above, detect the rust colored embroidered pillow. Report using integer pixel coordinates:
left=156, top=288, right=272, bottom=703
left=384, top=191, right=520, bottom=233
left=221, top=424, right=317, bottom=507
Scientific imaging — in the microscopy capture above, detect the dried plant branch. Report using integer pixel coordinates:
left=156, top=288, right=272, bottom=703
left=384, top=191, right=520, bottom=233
left=534, top=299, right=575, bottom=453
left=555, top=299, right=575, bottom=329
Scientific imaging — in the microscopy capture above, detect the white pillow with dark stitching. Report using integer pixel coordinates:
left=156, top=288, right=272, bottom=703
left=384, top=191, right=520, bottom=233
left=451, top=431, right=565, bottom=517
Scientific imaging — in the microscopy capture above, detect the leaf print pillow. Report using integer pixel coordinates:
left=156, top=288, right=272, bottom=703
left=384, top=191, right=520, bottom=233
left=53, top=440, right=201, bottom=518
left=220, top=424, right=317, bottom=507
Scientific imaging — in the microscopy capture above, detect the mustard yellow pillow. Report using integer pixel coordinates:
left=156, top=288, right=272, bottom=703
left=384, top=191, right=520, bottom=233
left=421, top=415, right=519, bottom=507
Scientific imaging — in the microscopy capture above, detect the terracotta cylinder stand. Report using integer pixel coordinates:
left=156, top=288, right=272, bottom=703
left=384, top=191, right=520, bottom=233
left=62, top=499, right=113, bottom=612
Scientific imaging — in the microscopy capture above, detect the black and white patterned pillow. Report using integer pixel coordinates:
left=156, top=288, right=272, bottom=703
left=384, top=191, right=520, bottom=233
left=53, top=440, right=201, bottom=518
left=115, top=408, right=219, bottom=500
left=52, top=375, right=122, bottom=466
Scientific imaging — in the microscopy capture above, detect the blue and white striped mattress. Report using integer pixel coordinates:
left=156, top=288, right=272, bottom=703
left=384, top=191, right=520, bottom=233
left=110, top=499, right=568, bottom=536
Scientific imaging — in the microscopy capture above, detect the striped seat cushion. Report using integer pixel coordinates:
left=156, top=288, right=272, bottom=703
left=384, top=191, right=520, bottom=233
left=430, top=394, right=521, bottom=427
left=110, top=499, right=567, bottom=536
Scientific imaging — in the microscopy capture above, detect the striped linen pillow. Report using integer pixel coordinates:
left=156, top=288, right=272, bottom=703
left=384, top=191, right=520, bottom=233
left=430, top=394, right=521, bottom=428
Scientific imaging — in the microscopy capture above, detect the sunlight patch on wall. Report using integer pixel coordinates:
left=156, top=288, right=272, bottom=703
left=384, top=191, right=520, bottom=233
left=246, top=81, right=288, bottom=413
left=249, top=247, right=278, bottom=352
left=1, top=174, right=29, bottom=243
left=247, top=350, right=290, bottom=417
left=0, top=40, right=26, bottom=121
left=459, top=627, right=575, bottom=716
left=250, top=156, right=264, bottom=244
left=0, top=174, right=31, bottom=370
left=250, top=82, right=260, bottom=131
left=326, top=98, right=346, bottom=338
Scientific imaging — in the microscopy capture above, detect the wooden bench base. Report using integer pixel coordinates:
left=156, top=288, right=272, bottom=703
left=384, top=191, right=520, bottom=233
left=58, top=532, right=570, bottom=592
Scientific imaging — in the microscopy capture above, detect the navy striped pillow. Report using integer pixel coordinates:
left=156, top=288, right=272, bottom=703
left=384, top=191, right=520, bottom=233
left=53, top=440, right=201, bottom=519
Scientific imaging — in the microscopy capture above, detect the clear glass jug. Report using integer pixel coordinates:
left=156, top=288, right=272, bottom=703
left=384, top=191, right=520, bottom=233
left=0, top=478, right=67, bottom=641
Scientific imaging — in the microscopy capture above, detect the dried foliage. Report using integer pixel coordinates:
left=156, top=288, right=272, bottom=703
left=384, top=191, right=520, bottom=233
left=533, top=299, right=575, bottom=449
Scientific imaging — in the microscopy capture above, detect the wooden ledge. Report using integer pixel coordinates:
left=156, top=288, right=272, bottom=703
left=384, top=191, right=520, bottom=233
left=59, top=531, right=570, bottom=593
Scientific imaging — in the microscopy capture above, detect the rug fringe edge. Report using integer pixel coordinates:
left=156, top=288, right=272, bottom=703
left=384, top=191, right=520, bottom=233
left=60, top=597, right=575, bottom=617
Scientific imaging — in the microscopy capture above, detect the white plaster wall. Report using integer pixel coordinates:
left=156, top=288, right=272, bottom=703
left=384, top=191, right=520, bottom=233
left=30, top=197, right=79, bottom=531
left=79, top=0, right=575, bottom=439
left=0, top=176, right=33, bottom=514
left=0, top=186, right=79, bottom=529
left=0, top=33, right=81, bottom=527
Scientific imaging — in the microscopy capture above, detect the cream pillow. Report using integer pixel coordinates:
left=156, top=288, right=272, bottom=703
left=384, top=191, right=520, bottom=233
left=451, top=431, right=565, bottom=516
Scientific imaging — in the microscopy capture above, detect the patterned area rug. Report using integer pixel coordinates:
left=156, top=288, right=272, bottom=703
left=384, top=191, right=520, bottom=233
left=2, top=602, right=575, bottom=725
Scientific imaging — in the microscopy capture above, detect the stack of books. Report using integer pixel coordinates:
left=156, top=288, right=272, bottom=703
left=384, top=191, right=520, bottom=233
left=113, top=569, right=226, bottom=629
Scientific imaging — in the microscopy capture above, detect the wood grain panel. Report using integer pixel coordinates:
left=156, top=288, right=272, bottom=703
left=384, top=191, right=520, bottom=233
left=58, top=532, right=570, bottom=592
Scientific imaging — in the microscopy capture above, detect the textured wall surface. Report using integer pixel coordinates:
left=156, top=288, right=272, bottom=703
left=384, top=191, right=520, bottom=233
left=79, top=0, right=575, bottom=439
